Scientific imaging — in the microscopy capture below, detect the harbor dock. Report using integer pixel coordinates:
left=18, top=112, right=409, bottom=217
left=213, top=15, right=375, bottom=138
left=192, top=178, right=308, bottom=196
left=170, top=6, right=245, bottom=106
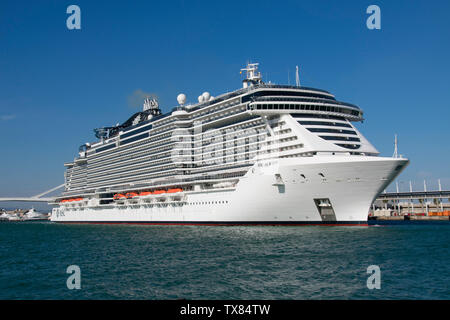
left=370, top=181, right=450, bottom=222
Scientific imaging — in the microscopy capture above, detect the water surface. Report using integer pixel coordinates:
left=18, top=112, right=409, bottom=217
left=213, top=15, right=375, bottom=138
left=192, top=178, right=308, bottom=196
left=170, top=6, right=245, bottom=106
left=0, top=222, right=448, bottom=299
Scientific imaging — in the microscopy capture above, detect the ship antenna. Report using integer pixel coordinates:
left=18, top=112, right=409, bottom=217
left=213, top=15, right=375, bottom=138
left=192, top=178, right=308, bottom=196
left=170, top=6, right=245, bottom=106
left=241, top=62, right=262, bottom=89
left=393, top=134, right=398, bottom=158
left=295, top=65, right=301, bottom=87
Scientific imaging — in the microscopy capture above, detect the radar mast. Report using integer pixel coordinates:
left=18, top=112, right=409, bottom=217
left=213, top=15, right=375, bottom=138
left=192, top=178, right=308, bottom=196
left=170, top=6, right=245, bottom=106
left=241, top=62, right=263, bottom=88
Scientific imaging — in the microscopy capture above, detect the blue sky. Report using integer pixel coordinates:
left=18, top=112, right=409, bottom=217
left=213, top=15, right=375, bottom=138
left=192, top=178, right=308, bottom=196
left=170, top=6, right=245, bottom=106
left=0, top=0, right=449, bottom=200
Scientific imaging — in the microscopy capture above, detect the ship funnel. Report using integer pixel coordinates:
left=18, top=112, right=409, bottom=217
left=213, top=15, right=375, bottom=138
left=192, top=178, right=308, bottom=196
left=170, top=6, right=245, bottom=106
left=143, top=96, right=159, bottom=111
left=143, top=95, right=161, bottom=116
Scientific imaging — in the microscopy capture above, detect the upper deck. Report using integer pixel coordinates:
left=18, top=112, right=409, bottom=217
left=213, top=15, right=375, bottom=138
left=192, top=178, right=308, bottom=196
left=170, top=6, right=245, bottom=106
left=66, top=63, right=366, bottom=173
left=87, top=83, right=360, bottom=146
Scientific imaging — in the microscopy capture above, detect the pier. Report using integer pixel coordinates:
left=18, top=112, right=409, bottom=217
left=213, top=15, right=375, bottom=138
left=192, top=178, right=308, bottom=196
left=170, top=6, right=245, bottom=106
left=371, top=180, right=450, bottom=219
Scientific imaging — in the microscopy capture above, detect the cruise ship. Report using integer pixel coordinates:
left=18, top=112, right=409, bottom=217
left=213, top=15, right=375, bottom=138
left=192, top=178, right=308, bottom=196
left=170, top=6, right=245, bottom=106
left=50, top=63, right=408, bottom=225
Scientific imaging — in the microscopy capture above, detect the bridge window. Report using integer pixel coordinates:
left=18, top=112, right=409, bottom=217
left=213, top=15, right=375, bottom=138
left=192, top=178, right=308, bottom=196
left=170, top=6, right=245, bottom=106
left=336, top=144, right=361, bottom=149
left=297, top=120, right=352, bottom=128
left=307, top=128, right=357, bottom=135
left=320, top=136, right=360, bottom=142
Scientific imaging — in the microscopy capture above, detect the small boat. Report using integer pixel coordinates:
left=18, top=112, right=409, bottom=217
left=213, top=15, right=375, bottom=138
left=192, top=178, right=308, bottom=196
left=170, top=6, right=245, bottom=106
left=23, top=208, right=48, bottom=221
left=139, top=191, right=153, bottom=197
left=7, top=213, right=21, bottom=221
left=153, top=190, right=167, bottom=202
left=113, top=193, right=127, bottom=204
left=167, top=188, right=184, bottom=200
left=126, top=192, right=139, bottom=203
left=139, top=191, right=153, bottom=202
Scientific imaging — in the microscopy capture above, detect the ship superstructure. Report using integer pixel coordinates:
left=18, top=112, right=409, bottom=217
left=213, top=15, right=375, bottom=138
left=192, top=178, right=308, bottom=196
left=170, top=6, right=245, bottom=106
left=51, top=63, right=408, bottom=225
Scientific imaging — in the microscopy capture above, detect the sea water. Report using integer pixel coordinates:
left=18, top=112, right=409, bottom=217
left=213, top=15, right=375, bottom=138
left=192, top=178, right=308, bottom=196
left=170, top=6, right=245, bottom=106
left=0, top=222, right=448, bottom=299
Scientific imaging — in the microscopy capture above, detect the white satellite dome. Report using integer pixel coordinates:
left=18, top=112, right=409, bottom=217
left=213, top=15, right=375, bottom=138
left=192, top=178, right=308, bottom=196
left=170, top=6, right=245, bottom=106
left=198, top=95, right=204, bottom=103
left=177, top=93, right=186, bottom=105
left=209, top=96, right=214, bottom=101
left=202, top=92, right=210, bottom=101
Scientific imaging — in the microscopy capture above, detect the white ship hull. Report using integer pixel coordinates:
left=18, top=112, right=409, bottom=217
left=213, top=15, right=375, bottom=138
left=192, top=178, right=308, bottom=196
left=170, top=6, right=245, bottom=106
left=51, top=156, right=408, bottom=225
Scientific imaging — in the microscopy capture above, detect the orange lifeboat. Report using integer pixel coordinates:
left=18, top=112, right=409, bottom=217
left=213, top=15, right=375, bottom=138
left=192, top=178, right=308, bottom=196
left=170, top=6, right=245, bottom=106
left=153, top=190, right=166, bottom=195
left=139, top=191, right=153, bottom=202
left=125, top=192, right=139, bottom=199
left=113, top=194, right=126, bottom=200
left=167, top=188, right=183, bottom=193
